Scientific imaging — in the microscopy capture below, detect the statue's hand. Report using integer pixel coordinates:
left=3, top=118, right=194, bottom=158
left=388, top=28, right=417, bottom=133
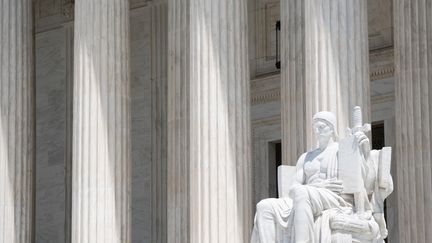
left=311, top=177, right=343, bottom=194
left=354, top=131, right=371, bottom=157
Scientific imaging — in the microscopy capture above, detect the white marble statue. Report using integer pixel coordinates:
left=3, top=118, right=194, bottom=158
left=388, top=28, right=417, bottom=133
left=250, top=107, right=393, bottom=243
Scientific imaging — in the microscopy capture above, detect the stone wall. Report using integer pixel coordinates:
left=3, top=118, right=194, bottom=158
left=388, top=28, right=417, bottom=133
left=35, top=21, right=70, bottom=243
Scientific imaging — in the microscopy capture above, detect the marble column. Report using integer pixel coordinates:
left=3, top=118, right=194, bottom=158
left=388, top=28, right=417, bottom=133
left=281, top=0, right=370, bottom=164
left=0, top=0, right=35, bottom=242
left=151, top=1, right=168, bottom=243
left=72, top=0, right=131, bottom=242
left=394, top=0, right=432, bottom=242
left=167, top=0, right=252, bottom=242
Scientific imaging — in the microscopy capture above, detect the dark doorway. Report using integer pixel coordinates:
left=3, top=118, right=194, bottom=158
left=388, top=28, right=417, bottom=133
left=372, top=122, right=385, bottom=150
left=268, top=141, right=282, bottom=198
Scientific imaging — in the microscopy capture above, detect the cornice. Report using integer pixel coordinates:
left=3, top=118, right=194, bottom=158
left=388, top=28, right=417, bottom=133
left=252, top=116, right=281, bottom=128
left=371, top=93, right=395, bottom=104
left=251, top=89, right=280, bottom=105
left=62, top=2, right=74, bottom=19
left=370, top=65, right=394, bottom=81
left=250, top=66, right=395, bottom=105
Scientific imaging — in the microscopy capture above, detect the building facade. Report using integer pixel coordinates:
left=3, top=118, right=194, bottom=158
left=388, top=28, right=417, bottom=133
left=0, top=0, right=430, bottom=242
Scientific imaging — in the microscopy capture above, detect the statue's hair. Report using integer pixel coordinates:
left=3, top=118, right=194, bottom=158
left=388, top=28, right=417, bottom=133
left=313, top=117, right=339, bottom=141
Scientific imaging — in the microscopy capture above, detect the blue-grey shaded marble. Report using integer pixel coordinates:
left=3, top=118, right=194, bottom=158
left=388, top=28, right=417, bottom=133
left=35, top=28, right=67, bottom=243
left=130, top=7, right=153, bottom=243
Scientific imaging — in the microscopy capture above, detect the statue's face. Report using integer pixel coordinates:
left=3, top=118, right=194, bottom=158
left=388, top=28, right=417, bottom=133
left=313, top=120, right=334, bottom=143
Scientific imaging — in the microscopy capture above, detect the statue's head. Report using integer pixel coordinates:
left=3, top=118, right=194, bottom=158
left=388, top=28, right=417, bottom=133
left=312, top=111, right=338, bottom=143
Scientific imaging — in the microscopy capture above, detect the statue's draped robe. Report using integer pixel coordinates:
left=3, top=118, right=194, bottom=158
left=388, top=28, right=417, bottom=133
left=251, top=143, right=351, bottom=243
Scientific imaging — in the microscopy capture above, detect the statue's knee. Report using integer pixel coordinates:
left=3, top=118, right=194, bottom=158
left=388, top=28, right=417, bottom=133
left=256, top=199, right=270, bottom=212
left=256, top=199, right=273, bottom=215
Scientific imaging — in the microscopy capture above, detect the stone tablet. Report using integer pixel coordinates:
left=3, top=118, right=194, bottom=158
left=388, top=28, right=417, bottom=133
left=379, top=147, right=392, bottom=189
left=338, top=135, right=363, bottom=193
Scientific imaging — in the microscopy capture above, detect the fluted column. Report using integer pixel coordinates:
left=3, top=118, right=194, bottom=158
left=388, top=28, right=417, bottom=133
left=281, top=0, right=370, bottom=164
left=394, top=1, right=432, bottom=242
left=0, top=0, right=34, bottom=242
left=167, top=0, right=252, bottom=242
left=72, top=1, right=131, bottom=242
left=0, top=0, right=35, bottom=242
left=151, top=1, right=168, bottom=243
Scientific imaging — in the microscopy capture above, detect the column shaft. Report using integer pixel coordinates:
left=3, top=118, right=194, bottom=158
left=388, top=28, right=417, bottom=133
left=394, top=0, right=432, bottom=242
left=72, top=0, right=131, bottom=242
left=0, top=0, right=34, bottom=242
left=167, top=0, right=252, bottom=242
left=281, top=0, right=370, bottom=164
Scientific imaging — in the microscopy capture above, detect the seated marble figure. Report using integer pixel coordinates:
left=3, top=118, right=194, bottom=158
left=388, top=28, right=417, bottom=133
left=250, top=108, right=393, bottom=243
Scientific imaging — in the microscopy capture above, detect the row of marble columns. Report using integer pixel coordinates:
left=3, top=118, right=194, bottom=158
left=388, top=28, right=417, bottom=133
left=1, top=0, right=431, bottom=242
left=0, top=0, right=252, bottom=242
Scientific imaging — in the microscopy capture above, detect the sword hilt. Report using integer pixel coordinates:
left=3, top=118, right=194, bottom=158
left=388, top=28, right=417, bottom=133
left=353, top=106, right=363, bottom=129
left=350, top=106, right=371, bottom=135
